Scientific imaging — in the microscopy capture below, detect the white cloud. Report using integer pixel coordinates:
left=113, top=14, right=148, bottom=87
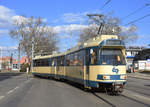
left=8, top=46, right=18, bottom=50
left=120, top=25, right=137, bottom=32
left=0, top=5, right=15, bottom=28
left=62, top=13, right=87, bottom=23
left=53, top=12, right=88, bottom=24
left=12, top=16, right=48, bottom=26
left=0, top=46, right=17, bottom=50
left=126, top=35, right=150, bottom=47
left=53, top=24, right=88, bottom=33
left=12, top=15, right=28, bottom=25
left=0, top=5, right=48, bottom=37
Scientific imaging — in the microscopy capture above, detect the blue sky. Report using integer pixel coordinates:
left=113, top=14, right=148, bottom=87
left=0, top=0, right=150, bottom=52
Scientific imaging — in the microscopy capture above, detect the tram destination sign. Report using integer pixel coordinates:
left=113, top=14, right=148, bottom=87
left=100, top=39, right=125, bottom=46
left=106, top=40, right=121, bottom=45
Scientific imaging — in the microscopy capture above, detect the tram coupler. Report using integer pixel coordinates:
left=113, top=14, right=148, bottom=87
left=112, top=83, right=124, bottom=93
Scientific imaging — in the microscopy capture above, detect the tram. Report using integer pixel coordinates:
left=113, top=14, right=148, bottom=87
left=32, top=35, right=127, bottom=94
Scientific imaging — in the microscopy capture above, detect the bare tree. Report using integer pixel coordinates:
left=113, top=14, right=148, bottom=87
left=119, top=25, right=138, bottom=43
left=79, top=24, right=98, bottom=43
left=79, top=14, right=138, bottom=44
left=10, top=16, right=58, bottom=65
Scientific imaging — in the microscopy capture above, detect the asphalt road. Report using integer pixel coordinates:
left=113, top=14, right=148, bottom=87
left=0, top=73, right=150, bottom=107
left=126, top=77, right=150, bottom=96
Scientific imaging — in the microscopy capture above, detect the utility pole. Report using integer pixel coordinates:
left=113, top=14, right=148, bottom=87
left=31, top=36, right=34, bottom=72
left=18, top=43, right=20, bottom=72
left=10, top=53, right=13, bottom=71
left=87, top=14, right=105, bottom=35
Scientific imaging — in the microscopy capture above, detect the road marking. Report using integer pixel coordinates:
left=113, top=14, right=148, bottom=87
left=6, top=77, right=32, bottom=95
left=7, top=86, right=19, bottom=95
left=14, top=86, right=19, bottom=90
left=7, top=90, right=14, bottom=94
left=0, top=96, right=5, bottom=100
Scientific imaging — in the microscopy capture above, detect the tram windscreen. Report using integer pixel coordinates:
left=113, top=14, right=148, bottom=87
left=100, top=49, right=126, bottom=65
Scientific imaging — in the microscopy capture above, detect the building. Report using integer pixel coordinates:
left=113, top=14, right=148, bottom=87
left=12, top=56, right=30, bottom=71
left=133, top=48, right=150, bottom=72
left=0, top=56, right=30, bottom=72
left=126, top=46, right=144, bottom=72
left=0, top=56, right=16, bottom=71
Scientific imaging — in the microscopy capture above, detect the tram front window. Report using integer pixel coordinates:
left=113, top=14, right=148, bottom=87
left=100, top=49, right=125, bottom=65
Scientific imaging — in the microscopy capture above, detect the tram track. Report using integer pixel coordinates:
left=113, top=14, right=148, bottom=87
left=91, top=90, right=150, bottom=107
left=125, top=88, right=150, bottom=97
left=92, top=92, right=116, bottom=107
left=120, top=94, right=150, bottom=107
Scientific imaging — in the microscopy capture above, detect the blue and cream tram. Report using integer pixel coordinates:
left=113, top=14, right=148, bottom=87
left=32, top=35, right=127, bottom=94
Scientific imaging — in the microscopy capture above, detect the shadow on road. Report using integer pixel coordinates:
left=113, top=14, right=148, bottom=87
left=33, top=75, right=107, bottom=93
left=0, top=72, right=24, bottom=81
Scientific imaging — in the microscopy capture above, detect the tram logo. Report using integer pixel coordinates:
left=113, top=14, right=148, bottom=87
left=112, top=67, right=119, bottom=73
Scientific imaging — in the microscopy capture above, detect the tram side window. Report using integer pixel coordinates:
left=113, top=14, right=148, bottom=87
left=66, top=50, right=84, bottom=66
left=57, top=57, right=60, bottom=66
left=90, top=48, right=98, bottom=65
left=78, top=50, right=84, bottom=66
left=37, top=60, right=41, bottom=66
left=33, top=60, right=37, bottom=67
left=66, top=55, right=70, bottom=66
left=73, top=53, right=78, bottom=66
left=73, top=50, right=85, bottom=66
left=41, top=59, right=44, bottom=66
left=60, top=56, right=64, bottom=66
left=57, top=56, right=64, bottom=66
left=86, top=50, right=90, bottom=66
left=70, top=54, right=74, bottom=66
left=43, top=59, right=49, bottom=66
left=37, top=59, right=49, bottom=66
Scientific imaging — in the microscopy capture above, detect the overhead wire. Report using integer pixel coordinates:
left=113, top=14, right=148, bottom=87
left=125, top=13, right=150, bottom=25
left=122, top=3, right=150, bottom=20
left=100, top=0, right=111, bottom=10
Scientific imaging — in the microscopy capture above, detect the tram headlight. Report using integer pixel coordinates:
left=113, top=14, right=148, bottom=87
left=120, top=75, right=127, bottom=80
left=103, top=76, right=110, bottom=80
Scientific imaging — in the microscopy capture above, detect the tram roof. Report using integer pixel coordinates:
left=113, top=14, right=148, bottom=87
left=34, top=55, right=52, bottom=60
left=33, top=52, right=66, bottom=60
left=65, top=35, right=119, bottom=54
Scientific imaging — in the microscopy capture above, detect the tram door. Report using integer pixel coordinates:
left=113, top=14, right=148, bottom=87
left=51, top=58, right=56, bottom=77
left=86, top=49, right=90, bottom=86
left=86, top=48, right=97, bottom=87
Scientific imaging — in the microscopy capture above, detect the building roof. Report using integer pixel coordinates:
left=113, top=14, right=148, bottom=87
left=134, top=48, right=150, bottom=61
left=0, top=56, right=16, bottom=61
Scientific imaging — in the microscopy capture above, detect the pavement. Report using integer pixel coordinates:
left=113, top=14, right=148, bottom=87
left=127, top=72, right=150, bottom=80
